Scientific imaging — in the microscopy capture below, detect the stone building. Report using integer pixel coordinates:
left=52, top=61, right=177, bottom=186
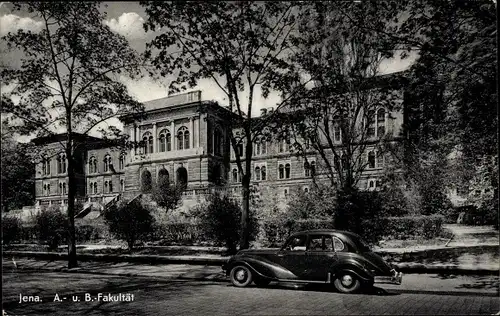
left=31, top=79, right=406, bottom=212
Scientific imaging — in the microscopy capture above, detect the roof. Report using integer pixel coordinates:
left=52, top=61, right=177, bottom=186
left=31, top=132, right=103, bottom=146
left=142, top=90, right=203, bottom=112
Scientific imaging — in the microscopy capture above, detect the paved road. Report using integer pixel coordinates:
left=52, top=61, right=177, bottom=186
left=2, top=269, right=499, bottom=316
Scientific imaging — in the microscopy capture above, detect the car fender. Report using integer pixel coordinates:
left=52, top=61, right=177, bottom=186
left=226, top=257, right=297, bottom=280
left=333, top=261, right=374, bottom=282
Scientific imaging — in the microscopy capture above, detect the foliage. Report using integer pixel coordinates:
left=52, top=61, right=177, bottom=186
left=1, top=2, right=144, bottom=267
left=1, top=125, right=35, bottom=212
left=151, top=222, right=206, bottom=244
left=35, top=206, right=67, bottom=250
left=142, top=1, right=309, bottom=250
left=382, top=215, right=445, bottom=240
left=261, top=218, right=335, bottom=248
left=103, top=199, right=155, bottom=251
left=1, top=216, right=22, bottom=244
left=286, top=185, right=337, bottom=220
left=151, top=181, right=183, bottom=212
left=195, top=193, right=258, bottom=254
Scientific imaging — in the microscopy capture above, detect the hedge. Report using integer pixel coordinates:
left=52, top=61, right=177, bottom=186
left=260, top=218, right=335, bottom=247
left=382, top=215, right=445, bottom=240
left=151, top=222, right=207, bottom=243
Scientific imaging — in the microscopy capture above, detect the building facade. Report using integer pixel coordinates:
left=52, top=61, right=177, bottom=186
left=32, top=87, right=405, bottom=211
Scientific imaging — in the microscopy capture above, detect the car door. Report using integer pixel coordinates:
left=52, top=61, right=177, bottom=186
left=304, top=234, right=338, bottom=281
left=276, top=234, right=309, bottom=279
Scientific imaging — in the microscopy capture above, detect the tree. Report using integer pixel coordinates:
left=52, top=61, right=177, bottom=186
left=103, top=199, right=155, bottom=251
left=273, top=2, right=401, bottom=230
left=1, top=2, right=144, bottom=267
left=1, top=122, right=35, bottom=212
left=151, top=178, right=183, bottom=212
left=142, top=1, right=310, bottom=249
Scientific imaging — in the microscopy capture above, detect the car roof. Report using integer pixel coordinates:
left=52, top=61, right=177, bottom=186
left=291, top=229, right=361, bottom=239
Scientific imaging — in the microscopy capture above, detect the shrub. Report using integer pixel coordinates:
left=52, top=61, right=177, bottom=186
left=103, top=199, right=156, bottom=251
left=151, top=181, right=183, bottom=212
left=75, top=224, right=105, bottom=242
left=261, top=218, right=335, bottom=247
left=197, top=193, right=258, bottom=254
left=35, top=207, right=66, bottom=250
left=383, top=215, right=444, bottom=240
left=2, top=216, right=21, bottom=245
left=152, top=222, right=205, bottom=243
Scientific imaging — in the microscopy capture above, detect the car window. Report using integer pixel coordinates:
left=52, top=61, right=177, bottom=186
left=285, top=235, right=307, bottom=251
left=333, top=236, right=345, bottom=252
left=307, top=235, right=334, bottom=251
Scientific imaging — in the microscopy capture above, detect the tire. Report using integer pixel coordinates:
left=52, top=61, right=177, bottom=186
left=230, top=265, right=253, bottom=287
left=254, top=277, right=271, bottom=287
left=333, top=272, right=361, bottom=294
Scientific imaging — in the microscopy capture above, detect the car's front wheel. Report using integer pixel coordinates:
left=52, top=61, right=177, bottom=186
left=230, top=265, right=253, bottom=287
left=333, top=273, right=361, bottom=294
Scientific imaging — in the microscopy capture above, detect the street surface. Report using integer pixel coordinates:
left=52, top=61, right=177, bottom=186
left=2, top=268, right=499, bottom=315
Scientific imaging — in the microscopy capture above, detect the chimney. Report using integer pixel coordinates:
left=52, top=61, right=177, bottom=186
left=260, top=108, right=267, bottom=116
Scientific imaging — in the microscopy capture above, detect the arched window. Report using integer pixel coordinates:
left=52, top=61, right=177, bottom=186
left=304, top=161, right=316, bottom=177
left=368, top=151, right=376, bottom=169
left=310, top=161, right=316, bottom=176
left=236, top=139, right=244, bottom=157
left=89, top=156, right=97, bottom=173
left=334, top=124, right=341, bottom=142
left=285, top=163, right=291, bottom=179
left=59, top=182, right=63, bottom=194
left=104, top=181, right=108, bottom=193
left=176, top=167, right=188, bottom=190
left=304, top=187, right=309, bottom=193
left=93, top=182, right=97, bottom=194
left=141, top=169, right=152, bottom=193
left=89, top=182, right=93, bottom=195
left=158, top=168, right=169, bottom=187
left=119, top=153, right=126, bottom=170
left=43, top=184, right=48, bottom=196
left=214, top=127, right=223, bottom=155
left=42, top=156, right=51, bottom=175
left=377, top=151, right=384, bottom=167
left=158, top=129, right=171, bottom=152
left=142, top=132, right=153, bottom=154
left=279, top=164, right=285, bottom=179
left=103, top=154, right=112, bottom=172
left=47, top=184, right=51, bottom=195
left=63, top=182, right=66, bottom=194
left=377, top=108, right=386, bottom=136
left=57, top=154, right=66, bottom=174
left=278, top=137, right=290, bottom=153
left=255, top=166, right=261, bottom=181
left=120, top=179, right=125, bottom=191
left=367, top=110, right=376, bottom=137
left=177, top=126, right=190, bottom=150
left=109, top=181, right=113, bottom=193
left=261, top=166, right=266, bottom=181
left=232, top=169, right=238, bottom=183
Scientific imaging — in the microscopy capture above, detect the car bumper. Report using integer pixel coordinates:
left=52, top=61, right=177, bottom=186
left=374, top=270, right=403, bottom=285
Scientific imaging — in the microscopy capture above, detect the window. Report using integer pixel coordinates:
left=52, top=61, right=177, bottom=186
left=142, top=132, right=153, bottom=154
left=303, top=186, right=309, bottom=193
left=377, top=108, right=386, bottom=136
left=367, top=110, right=376, bottom=137
left=283, top=188, right=289, bottom=198
left=214, top=127, right=224, bottom=155
left=57, top=154, right=66, bottom=174
left=59, top=182, right=66, bottom=195
left=103, top=155, right=112, bottom=172
left=255, top=166, right=261, bottom=181
left=285, top=163, right=291, bottom=179
left=158, top=129, right=171, bottom=152
left=42, top=157, right=51, bottom=175
left=89, top=156, right=97, bottom=173
left=255, top=136, right=267, bottom=156
left=308, top=235, right=334, bottom=252
left=334, top=124, right=341, bottom=142
left=261, top=166, right=266, bottom=181
left=120, top=179, right=125, bottom=191
left=109, top=181, right=113, bottom=193
left=43, top=183, right=50, bottom=196
left=279, top=164, right=284, bottom=179
left=304, top=160, right=316, bottom=177
left=333, top=236, right=345, bottom=252
left=232, top=169, right=238, bottom=183
left=119, top=153, right=126, bottom=170
left=278, top=138, right=290, bottom=153
left=104, top=181, right=108, bottom=193
left=376, top=151, right=384, bottom=167
left=284, top=235, right=306, bottom=251
left=236, top=140, right=244, bottom=157
left=93, top=182, right=98, bottom=194
left=177, top=126, right=190, bottom=150
left=368, top=151, right=376, bottom=169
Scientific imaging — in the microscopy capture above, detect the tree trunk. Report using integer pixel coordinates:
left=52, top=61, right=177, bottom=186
left=66, top=133, right=77, bottom=268
left=240, top=173, right=251, bottom=250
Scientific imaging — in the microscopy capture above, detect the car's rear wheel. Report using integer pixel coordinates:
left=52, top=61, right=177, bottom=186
left=333, top=273, right=361, bottom=294
left=254, top=277, right=271, bottom=287
left=230, top=265, right=253, bottom=287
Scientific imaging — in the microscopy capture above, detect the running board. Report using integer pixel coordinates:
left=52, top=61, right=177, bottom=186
left=276, top=273, right=333, bottom=284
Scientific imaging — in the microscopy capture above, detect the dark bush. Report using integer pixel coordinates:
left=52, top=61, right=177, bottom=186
left=2, top=216, right=21, bottom=244
left=103, top=199, right=156, bottom=251
left=197, top=193, right=258, bottom=254
left=75, top=224, right=105, bottom=242
left=35, top=207, right=66, bottom=250
left=261, top=218, right=335, bottom=247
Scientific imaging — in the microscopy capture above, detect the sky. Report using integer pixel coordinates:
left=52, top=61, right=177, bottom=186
left=0, top=2, right=417, bottom=142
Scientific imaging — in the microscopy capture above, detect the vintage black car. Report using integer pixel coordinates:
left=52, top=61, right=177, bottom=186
left=222, top=229, right=402, bottom=293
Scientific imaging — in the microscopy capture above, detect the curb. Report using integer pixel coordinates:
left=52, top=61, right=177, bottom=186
left=4, top=251, right=499, bottom=276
